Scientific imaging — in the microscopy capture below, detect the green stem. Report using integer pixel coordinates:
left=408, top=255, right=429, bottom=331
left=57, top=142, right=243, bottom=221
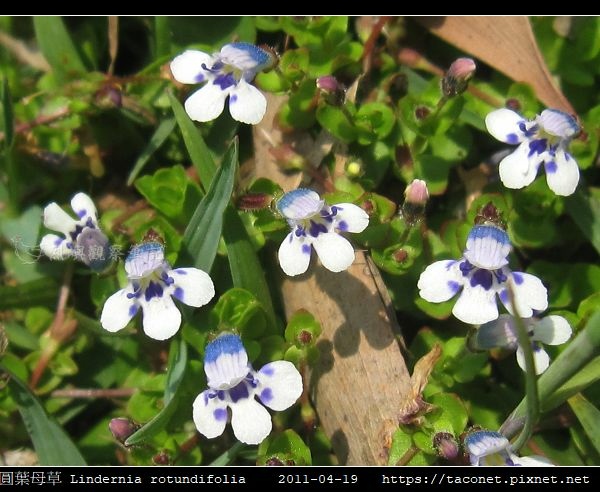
left=505, top=285, right=539, bottom=452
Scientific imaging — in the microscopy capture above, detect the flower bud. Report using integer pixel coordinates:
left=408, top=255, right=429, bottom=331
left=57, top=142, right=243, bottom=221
left=345, top=159, right=363, bottom=178
left=401, top=179, right=429, bottom=225
left=109, top=418, right=138, bottom=444
left=237, top=192, right=273, bottom=212
left=433, top=432, right=459, bottom=460
left=316, top=76, right=345, bottom=106
left=442, top=58, right=476, bottom=97
left=74, top=228, right=111, bottom=272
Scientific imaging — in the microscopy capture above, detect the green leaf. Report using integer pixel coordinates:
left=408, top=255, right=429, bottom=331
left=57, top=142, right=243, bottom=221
left=568, top=393, right=600, bottom=456
left=316, top=104, right=357, bottom=143
left=0, top=278, right=59, bottom=310
left=565, top=188, right=600, bottom=255
left=1, top=77, right=14, bottom=149
left=154, top=17, right=171, bottom=58
left=209, top=442, right=246, bottom=465
left=125, top=337, right=187, bottom=446
left=223, top=206, right=277, bottom=327
left=169, top=91, right=216, bottom=189
left=179, top=139, right=237, bottom=272
left=543, top=357, right=600, bottom=411
left=33, top=17, right=86, bottom=82
left=259, top=429, right=312, bottom=465
left=285, top=309, right=322, bottom=346
left=2, top=365, right=86, bottom=465
left=135, top=165, right=192, bottom=219
left=127, top=117, right=176, bottom=185
left=213, top=288, right=267, bottom=339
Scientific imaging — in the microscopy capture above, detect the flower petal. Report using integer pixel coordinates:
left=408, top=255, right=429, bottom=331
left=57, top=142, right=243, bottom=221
left=40, top=234, right=73, bottom=261
left=417, top=260, right=462, bottom=303
left=204, top=334, right=249, bottom=390
left=485, top=108, right=526, bottom=144
left=463, top=225, right=511, bottom=270
left=140, top=295, right=181, bottom=341
left=192, top=390, right=228, bottom=439
left=312, top=232, right=355, bottom=273
left=70, top=192, right=98, bottom=225
left=537, top=109, right=579, bottom=139
left=184, top=82, right=229, bottom=122
left=516, top=345, right=549, bottom=375
left=170, top=50, right=213, bottom=84
left=532, top=315, right=572, bottom=345
left=453, top=284, right=499, bottom=325
left=464, top=430, right=511, bottom=466
left=333, top=203, right=369, bottom=233
left=475, top=314, right=518, bottom=350
left=220, top=42, right=270, bottom=71
left=544, top=149, right=579, bottom=196
left=503, top=272, right=548, bottom=318
left=513, top=455, right=555, bottom=466
left=229, top=398, right=272, bottom=445
left=169, top=268, right=215, bottom=308
left=100, top=287, right=138, bottom=333
left=276, top=189, right=323, bottom=221
left=278, top=232, right=312, bottom=277
left=228, top=79, right=266, bottom=124
left=43, top=202, right=76, bottom=236
left=498, top=141, right=541, bottom=190
left=257, top=361, right=303, bottom=411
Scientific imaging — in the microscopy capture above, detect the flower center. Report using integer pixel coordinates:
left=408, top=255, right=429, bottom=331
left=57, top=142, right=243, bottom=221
left=293, top=206, right=338, bottom=239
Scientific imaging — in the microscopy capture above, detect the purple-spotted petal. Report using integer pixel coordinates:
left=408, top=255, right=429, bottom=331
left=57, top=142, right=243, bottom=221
left=537, top=109, right=579, bottom=139
left=257, top=361, right=303, bottom=411
left=43, top=202, right=77, bottom=236
left=485, top=108, right=526, bottom=144
left=532, top=315, right=572, bottom=345
left=333, top=203, right=369, bottom=233
left=170, top=49, right=214, bottom=84
left=228, top=78, right=266, bottom=124
left=498, top=141, right=541, bottom=190
left=516, top=345, right=550, bottom=375
left=220, top=42, right=270, bottom=72
left=70, top=192, right=98, bottom=225
left=192, top=390, right=228, bottom=440
left=278, top=232, right=312, bottom=277
left=544, top=149, right=579, bottom=196
left=168, top=268, right=215, bottom=308
left=229, top=397, right=272, bottom=445
left=40, top=234, right=73, bottom=261
left=502, top=272, right=548, bottom=319
left=100, top=286, right=138, bottom=333
left=184, top=82, right=230, bottom=122
left=140, top=295, right=181, bottom=341
left=312, top=232, right=355, bottom=273
left=417, top=260, right=462, bottom=303
left=453, top=284, right=499, bottom=325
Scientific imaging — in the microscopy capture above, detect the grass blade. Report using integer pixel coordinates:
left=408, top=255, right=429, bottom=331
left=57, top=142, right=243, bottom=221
left=568, top=393, right=600, bottom=456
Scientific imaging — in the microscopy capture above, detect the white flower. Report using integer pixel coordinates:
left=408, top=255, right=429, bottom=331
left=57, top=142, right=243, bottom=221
left=485, top=108, right=580, bottom=196
left=40, top=192, right=111, bottom=271
left=275, top=189, right=369, bottom=277
left=100, top=241, right=215, bottom=341
left=475, top=314, right=572, bottom=375
left=465, top=430, right=554, bottom=466
left=170, top=42, right=276, bottom=125
left=193, top=333, right=303, bottom=445
left=417, top=224, right=548, bottom=325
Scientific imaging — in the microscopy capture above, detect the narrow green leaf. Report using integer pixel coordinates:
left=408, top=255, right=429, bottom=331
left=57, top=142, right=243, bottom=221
left=565, top=188, right=600, bottom=255
left=33, top=17, right=86, bottom=82
left=180, top=138, right=237, bottom=272
left=543, top=356, right=600, bottom=411
left=168, top=91, right=216, bottom=189
left=209, top=442, right=246, bottom=466
left=1, top=365, right=86, bottom=465
left=154, top=16, right=171, bottom=58
left=223, top=206, right=276, bottom=326
left=124, top=337, right=187, bottom=446
left=568, top=393, right=600, bottom=456
left=1, top=78, right=14, bottom=148
left=0, top=278, right=59, bottom=310
left=127, top=117, right=176, bottom=185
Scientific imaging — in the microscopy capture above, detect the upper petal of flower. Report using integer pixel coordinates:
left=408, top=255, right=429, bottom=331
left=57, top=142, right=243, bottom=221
left=417, top=260, right=462, bottom=303
left=498, top=141, right=542, bottom=190
left=140, top=295, right=182, bottom=341
left=70, top=192, right=98, bottom=226
left=204, top=334, right=249, bottom=390
left=532, top=315, right=572, bottom=345
left=278, top=232, right=312, bottom=277
left=453, top=283, right=499, bottom=325
left=544, top=149, right=580, bottom=196
left=184, top=82, right=230, bottom=123
left=512, top=455, right=555, bottom=466
left=40, top=234, right=73, bottom=261
left=333, top=203, right=369, bottom=233
left=220, top=42, right=273, bottom=72
left=169, top=268, right=215, bottom=308
left=100, top=285, right=138, bottom=333
left=228, top=78, right=267, bottom=124
left=537, top=109, right=580, bottom=139
left=43, top=202, right=77, bottom=236
left=516, top=344, right=550, bottom=375
left=229, top=397, right=273, bottom=445
left=125, top=242, right=165, bottom=279
left=485, top=108, right=527, bottom=144
left=464, top=430, right=512, bottom=466
left=170, top=49, right=213, bottom=84
left=463, top=225, right=511, bottom=270
left=502, top=272, right=548, bottom=318
left=312, top=232, right=355, bottom=273
left=257, top=361, right=303, bottom=411
left=276, top=189, right=324, bottom=221
left=192, top=390, right=228, bottom=439
left=476, top=314, right=519, bottom=350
